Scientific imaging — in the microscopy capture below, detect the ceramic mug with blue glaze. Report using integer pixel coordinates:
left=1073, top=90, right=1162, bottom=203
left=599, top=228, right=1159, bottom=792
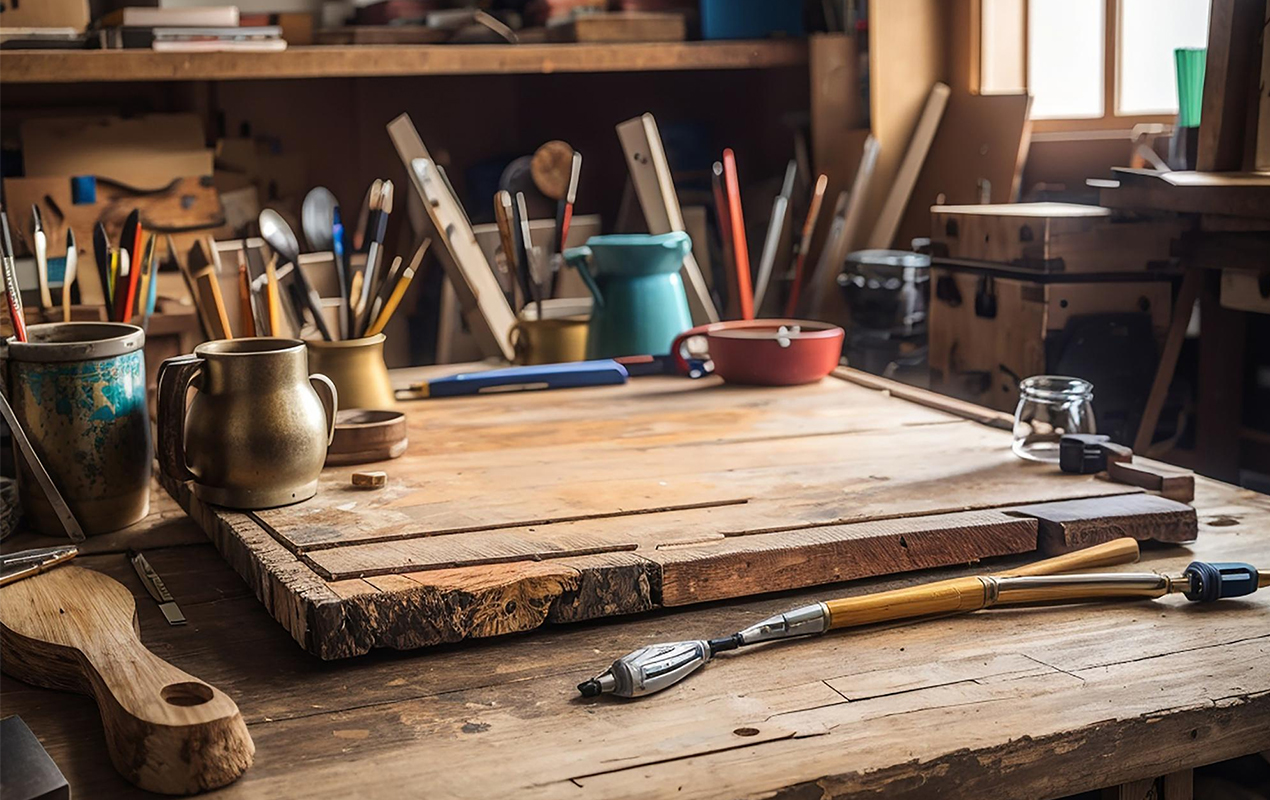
left=2, top=323, right=151, bottom=536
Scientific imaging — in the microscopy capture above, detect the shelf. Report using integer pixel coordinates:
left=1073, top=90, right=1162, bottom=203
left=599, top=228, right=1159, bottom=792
left=0, top=40, right=808, bottom=83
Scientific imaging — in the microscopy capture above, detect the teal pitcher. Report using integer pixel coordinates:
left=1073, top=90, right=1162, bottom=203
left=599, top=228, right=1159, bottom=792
left=563, top=232, right=694, bottom=359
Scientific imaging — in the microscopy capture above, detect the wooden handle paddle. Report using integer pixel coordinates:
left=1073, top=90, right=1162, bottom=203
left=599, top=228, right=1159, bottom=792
left=825, top=538, right=1141, bottom=629
left=0, top=566, right=253, bottom=794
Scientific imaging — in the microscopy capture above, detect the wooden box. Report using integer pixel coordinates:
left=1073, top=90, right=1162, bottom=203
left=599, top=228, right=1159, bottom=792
left=928, top=264, right=1172, bottom=418
left=930, top=203, right=1183, bottom=274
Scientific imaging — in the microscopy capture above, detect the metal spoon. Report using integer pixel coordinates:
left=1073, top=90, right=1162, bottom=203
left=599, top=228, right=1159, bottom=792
left=259, top=209, right=334, bottom=341
left=302, top=187, right=349, bottom=336
left=302, top=187, right=337, bottom=251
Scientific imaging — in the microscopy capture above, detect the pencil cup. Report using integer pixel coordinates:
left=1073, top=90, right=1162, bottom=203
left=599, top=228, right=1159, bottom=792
left=2, top=322, right=152, bottom=536
left=306, top=334, right=396, bottom=410
left=511, top=298, right=592, bottom=366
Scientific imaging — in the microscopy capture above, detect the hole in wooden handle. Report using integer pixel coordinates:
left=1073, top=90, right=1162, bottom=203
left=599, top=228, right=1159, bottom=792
left=161, top=682, right=214, bottom=706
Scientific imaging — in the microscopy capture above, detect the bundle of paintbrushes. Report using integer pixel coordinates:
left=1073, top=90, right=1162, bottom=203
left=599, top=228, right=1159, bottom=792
left=0, top=205, right=165, bottom=341
left=493, top=148, right=582, bottom=319
left=92, top=209, right=162, bottom=330
left=186, top=181, right=426, bottom=344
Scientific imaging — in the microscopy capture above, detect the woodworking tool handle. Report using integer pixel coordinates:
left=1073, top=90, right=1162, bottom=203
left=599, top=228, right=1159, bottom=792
left=823, top=538, right=1141, bottom=630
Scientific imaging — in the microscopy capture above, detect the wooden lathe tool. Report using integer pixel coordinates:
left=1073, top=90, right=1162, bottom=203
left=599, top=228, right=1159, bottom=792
left=0, top=565, right=254, bottom=795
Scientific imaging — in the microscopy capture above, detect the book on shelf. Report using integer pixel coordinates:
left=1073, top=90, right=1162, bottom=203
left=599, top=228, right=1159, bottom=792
left=96, top=25, right=285, bottom=51
left=98, top=6, right=241, bottom=28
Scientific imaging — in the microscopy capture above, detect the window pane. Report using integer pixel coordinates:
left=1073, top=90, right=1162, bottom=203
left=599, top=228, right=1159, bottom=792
left=1118, top=0, right=1211, bottom=115
left=1028, top=0, right=1104, bottom=119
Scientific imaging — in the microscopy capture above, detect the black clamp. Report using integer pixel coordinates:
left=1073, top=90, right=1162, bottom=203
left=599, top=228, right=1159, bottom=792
left=1059, top=434, right=1133, bottom=474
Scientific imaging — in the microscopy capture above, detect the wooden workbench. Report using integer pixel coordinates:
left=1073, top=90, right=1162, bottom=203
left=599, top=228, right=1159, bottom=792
left=2, top=368, right=1268, bottom=798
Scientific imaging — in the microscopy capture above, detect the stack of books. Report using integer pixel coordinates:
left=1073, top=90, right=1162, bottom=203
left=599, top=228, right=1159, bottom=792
left=96, top=6, right=286, bottom=52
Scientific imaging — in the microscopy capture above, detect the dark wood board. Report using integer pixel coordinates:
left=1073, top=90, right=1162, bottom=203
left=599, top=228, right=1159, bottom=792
left=161, top=368, right=1196, bottom=659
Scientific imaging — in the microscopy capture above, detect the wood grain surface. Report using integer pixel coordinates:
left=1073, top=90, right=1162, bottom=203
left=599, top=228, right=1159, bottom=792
left=154, top=368, right=1199, bottom=658
left=0, top=566, right=253, bottom=794
left=1, top=475, right=1266, bottom=799
left=0, top=41, right=809, bottom=84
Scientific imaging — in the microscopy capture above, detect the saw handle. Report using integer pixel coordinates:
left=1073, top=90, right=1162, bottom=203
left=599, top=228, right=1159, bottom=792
left=824, top=538, right=1141, bottom=630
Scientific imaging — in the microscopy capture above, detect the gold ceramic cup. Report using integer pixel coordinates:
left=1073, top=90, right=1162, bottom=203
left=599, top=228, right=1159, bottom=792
left=306, top=334, right=396, bottom=410
left=156, top=338, right=337, bottom=510
left=512, top=298, right=592, bottom=365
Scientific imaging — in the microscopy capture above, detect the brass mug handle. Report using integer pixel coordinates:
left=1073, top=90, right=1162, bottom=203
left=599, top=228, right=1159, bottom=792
left=309, top=373, right=338, bottom=446
left=509, top=321, right=528, bottom=365
left=155, top=354, right=205, bottom=483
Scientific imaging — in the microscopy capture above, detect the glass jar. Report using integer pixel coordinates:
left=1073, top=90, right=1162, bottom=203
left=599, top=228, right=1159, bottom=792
left=1012, top=376, right=1096, bottom=462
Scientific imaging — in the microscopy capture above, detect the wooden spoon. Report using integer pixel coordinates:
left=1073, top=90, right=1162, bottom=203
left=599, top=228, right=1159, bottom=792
left=0, top=566, right=254, bottom=794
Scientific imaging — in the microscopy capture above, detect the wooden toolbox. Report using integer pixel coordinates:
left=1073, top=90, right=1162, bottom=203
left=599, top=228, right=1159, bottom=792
left=928, top=264, right=1173, bottom=419
left=930, top=203, right=1183, bottom=274
left=161, top=369, right=1196, bottom=659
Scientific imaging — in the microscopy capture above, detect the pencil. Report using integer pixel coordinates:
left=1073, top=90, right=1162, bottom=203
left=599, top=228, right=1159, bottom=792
left=365, top=265, right=415, bottom=336
left=265, top=254, right=284, bottom=337
left=786, top=173, right=828, bottom=317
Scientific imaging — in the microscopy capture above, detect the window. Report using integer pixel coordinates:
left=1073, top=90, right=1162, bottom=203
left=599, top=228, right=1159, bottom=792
left=982, top=0, right=1212, bottom=128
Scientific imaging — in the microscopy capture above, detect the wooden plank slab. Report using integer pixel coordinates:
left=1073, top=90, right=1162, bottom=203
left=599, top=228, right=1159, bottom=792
left=1008, top=493, right=1197, bottom=554
left=161, top=372, right=1195, bottom=658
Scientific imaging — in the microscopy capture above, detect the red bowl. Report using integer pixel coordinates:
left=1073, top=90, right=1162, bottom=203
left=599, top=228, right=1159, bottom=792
left=671, top=319, right=844, bottom=386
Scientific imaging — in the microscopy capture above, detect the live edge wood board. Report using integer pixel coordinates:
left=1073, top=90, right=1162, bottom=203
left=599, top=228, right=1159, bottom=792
left=160, top=368, right=1196, bottom=659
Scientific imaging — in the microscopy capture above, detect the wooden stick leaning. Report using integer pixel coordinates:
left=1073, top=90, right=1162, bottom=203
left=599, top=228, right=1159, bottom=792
left=616, top=113, right=719, bottom=324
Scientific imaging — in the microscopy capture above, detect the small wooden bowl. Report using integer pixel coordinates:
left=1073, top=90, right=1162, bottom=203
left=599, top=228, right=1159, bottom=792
left=326, top=409, right=408, bottom=466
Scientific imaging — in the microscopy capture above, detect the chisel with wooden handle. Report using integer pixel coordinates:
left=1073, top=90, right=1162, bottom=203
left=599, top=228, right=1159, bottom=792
left=0, top=565, right=254, bottom=793
left=579, top=540, right=1266, bottom=698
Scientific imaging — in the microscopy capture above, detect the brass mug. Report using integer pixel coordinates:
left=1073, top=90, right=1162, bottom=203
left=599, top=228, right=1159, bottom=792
left=306, top=334, right=396, bottom=410
left=156, top=338, right=337, bottom=510
left=511, top=298, right=592, bottom=365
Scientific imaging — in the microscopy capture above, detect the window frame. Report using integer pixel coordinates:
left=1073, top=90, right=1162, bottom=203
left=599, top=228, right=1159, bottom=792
left=979, top=0, right=1185, bottom=132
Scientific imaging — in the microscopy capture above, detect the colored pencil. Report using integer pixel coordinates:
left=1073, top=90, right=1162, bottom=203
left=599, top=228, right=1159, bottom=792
left=365, top=265, right=415, bottom=337
left=786, top=174, right=828, bottom=317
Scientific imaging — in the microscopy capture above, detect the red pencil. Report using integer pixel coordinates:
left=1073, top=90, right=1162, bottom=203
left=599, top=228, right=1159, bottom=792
left=721, top=149, right=754, bottom=320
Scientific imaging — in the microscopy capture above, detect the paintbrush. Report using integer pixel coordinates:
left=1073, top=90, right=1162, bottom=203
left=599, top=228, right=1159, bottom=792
left=237, top=257, right=255, bottom=337
left=1, top=209, right=27, bottom=342
left=30, top=205, right=51, bottom=309
left=711, top=161, right=738, bottom=318
left=61, top=229, right=77, bottom=323
left=513, top=191, right=541, bottom=318
left=138, top=235, right=158, bottom=333
left=363, top=255, right=400, bottom=338
left=786, top=174, right=828, bottom=317
left=331, top=205, right=350, bottom=336
left=264, top=253, right=285, bottom=337
left=493, top=190, right=521, bottom=307
left=355, top=179, right=382, bottom=253
left=143, top=234, right=159, bottom=322
left=365, top=263, right=416, bottom=337
left=358, top=181, right=391, bottom=335
left=93, top=224, right=113, bottom=308
left=115, top=209, right=142, bottom=322
left=753, top=160, right=797, bottom=312
left=550, top=150, right=582, bottom=296
left=721, top=149, right=754, bottom=320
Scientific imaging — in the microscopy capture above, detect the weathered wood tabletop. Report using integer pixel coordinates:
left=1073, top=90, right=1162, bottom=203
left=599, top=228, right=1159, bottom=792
left=2, top=367, right=1268, bottom=799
